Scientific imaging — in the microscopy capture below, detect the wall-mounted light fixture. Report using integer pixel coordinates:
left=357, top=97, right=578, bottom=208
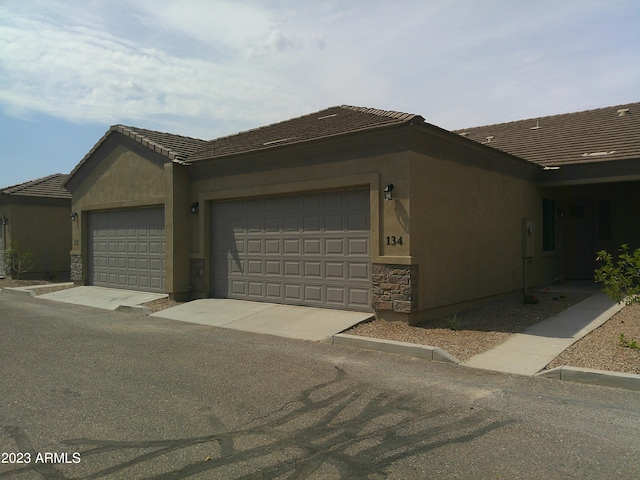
left=1, top=215, right=7, bottom=226
left=557, top=208, right=564, bottom=219
left=384, top=183, right=395, bottom=201
left=70, top=212, right=78, bottom=222
left=190, top=202, right=199, bottom=214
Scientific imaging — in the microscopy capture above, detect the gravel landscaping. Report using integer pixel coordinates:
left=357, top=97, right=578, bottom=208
left=348, top=291, right=640, bottom=374
left=3, top=279, right=638, bottom=374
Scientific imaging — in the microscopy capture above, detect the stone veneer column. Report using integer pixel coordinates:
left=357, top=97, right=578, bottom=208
left=372, top=264, right=419, bottom=314
left=70, top=254, right=82, bottom=282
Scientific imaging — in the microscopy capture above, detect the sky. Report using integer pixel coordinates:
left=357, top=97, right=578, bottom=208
left=1, top=0, right=639, bottom=187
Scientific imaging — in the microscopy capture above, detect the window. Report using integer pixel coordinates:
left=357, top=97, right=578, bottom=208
left=543, top=198, right=555, bottom=252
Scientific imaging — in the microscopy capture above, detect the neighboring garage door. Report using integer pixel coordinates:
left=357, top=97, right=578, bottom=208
left=87, top=207, right=165, bottom=292
left=211, top=189, right=371, bottom=311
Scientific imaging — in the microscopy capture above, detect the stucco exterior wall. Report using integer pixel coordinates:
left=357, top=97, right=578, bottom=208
left=189, top=152, right=411, bottom=306
left=2, top=202, right=71, bottom=280
left=69, top=143, right=167, bottom=284
left=408, top=151, right=557, bottom=321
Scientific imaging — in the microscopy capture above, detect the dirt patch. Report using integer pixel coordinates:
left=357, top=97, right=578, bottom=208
left=546, top=304, right=640, bottom=374
left=142, top=297, right=184, bottom=313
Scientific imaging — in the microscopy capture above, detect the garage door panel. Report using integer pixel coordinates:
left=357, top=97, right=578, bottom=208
left=211, top=189, right=371, bottom=311
left=265, top=260, right=281, bottom=275
left=304, top=285, right=323, bottom=302
left=284, top=261, right=300, bottom=276
left=266, top=283, right=281, bottom=298
left=349, top=263, right=369, bottom=280
left=348, top=238, right=369, bottom=255
left=325, top=239, right=344, bottom=254
left=304, top=262, right=322, bottom=277
left=284, top=240, right=300, bottom=254
left=285, top=284, right=302, bottom=301
left=349, top=288, right=370, bottom=307
left=87, top=207, right=165, bottom=293
left=326, top=287, right=345, bottom=305
left=303, top=239, right=321, bottom=254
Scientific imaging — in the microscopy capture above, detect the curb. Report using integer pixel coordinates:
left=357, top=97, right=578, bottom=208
left=332, top=333, right=460, bottom=364
left=536, top=366, right=640, bottom=391
left=0, top=287, right=36, bottom=297
left=115, top=305, right=152, bottom=315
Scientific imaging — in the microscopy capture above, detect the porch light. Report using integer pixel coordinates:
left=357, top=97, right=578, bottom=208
left=190, top=202, right=199, bottom=214
left=1, top=215, right=7, bottom=226
left=384, top=183, right=395, bottom=201
left=70, top=212, right=78, bottom=222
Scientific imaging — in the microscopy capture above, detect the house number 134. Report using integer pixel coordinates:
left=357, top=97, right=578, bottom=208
left=386, top=236, right=403, bottom=246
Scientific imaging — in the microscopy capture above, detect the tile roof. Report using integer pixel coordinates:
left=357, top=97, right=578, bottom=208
left=115, top=125, right=208, bottom=161
left=66, top=125, right=209, bottom=183
left=187, top=105, right=422, bottom=162
left=1, top=173, right=71, bottom=199
left=455, top=102, right=640, bottom=167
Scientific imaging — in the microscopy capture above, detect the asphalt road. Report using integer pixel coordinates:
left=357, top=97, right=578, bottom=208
left=1, top=293, right=639, bottom=479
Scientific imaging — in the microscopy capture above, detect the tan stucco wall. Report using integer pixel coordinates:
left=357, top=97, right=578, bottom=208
left=3, top=202, right=71, bottom=279
left=164, top=163, right=191, bottom=299
left=67, top=129, right=574, bottom=319
left=408, top=151, right=557, bottom=319
left=70, top=145, right=166, bottom=283
left=189, top=152, right=411, bottom=298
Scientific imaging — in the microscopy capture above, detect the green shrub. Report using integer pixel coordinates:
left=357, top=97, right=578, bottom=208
left=595, top=244, right=640, bottom=306
left=2, top=241, right=36, bottom=281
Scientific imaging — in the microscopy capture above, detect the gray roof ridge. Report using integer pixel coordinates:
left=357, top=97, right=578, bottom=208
left=455, top=101, right=640, bottom=132
left=1, top=173, right=67, bottom=194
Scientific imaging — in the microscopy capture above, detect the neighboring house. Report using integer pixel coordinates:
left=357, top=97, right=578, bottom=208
left=0, top=173, right=72, bottom=280
left=64, top=103, right=640, bottom=324
left=456, top=102, right=640, bottom=281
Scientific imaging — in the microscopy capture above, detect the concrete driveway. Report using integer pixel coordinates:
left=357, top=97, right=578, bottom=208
left=152, top=299, right=374, bottom=342
left=26, top=286, right=373, bottom=342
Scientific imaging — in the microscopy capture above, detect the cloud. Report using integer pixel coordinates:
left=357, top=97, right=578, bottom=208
left=311, top=32, right=326, bottom=50
left=0, top=0, right=638, bottom=140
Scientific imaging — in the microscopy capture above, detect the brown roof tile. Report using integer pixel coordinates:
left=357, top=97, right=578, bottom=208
left=455, top=102, right=640, bottom=167
left=66, top=125, right=208, bottom=183
left=116, top=125, right=208, bottom=160
left=187, top=105, right=422, bottom=162
left=1, top=173, right=71, bottom=199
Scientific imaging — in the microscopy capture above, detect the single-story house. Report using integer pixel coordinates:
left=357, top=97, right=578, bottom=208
left=0, top=173, right=72, bottom=280
left=64, top=102, right=640, bottom=324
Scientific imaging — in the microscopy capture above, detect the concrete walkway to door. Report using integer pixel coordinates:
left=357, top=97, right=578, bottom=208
left=151, top=299, right=374, bottom=342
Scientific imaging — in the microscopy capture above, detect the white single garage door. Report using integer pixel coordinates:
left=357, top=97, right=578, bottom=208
left=211, top=189, right=371, bottom=311
left=87, top=207, right=165, bottom=292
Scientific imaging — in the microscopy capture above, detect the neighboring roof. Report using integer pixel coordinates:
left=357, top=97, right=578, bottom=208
left=187, top=105, right=423, bottom=162
left=66, top=125, right=208, bottom=183
left=455, top=102, right=640, bottom=167
left=1, top=173, right=71, bottom=199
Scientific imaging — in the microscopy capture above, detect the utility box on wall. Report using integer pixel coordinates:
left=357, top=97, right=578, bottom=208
left=522, top=218, right=535, bottom=258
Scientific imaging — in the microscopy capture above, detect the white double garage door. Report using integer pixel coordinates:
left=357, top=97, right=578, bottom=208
left=87, top=188, right=372, bottom=310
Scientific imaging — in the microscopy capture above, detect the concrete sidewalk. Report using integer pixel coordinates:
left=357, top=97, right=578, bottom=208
left=461, top=292, right=626, bottom=376
left=151, top=299, right=374, bottom=342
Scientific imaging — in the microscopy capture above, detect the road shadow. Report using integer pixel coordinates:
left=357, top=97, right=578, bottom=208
left=2, top=368, right=512, bottom=479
